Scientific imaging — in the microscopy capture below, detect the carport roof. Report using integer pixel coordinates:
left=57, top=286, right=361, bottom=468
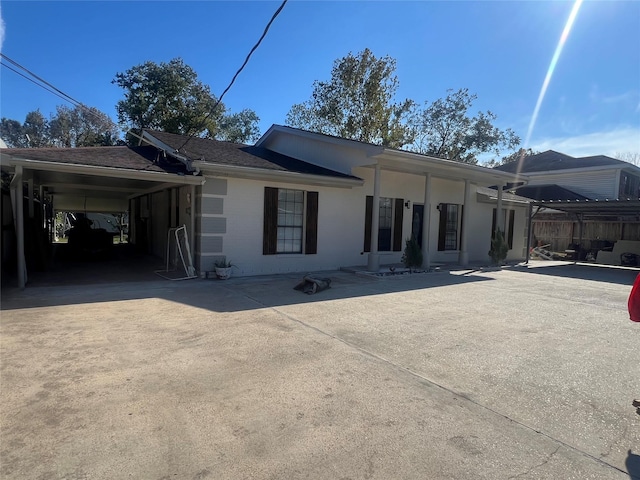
left=531, top=197, right=640, bottom=216
left=0, top=145, right=191, bottom=174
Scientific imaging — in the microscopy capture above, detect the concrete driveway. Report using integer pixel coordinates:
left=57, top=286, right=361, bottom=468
left=1, top=263, right=639, bottom=479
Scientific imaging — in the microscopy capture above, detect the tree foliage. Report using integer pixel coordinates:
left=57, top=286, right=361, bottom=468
left=410, top=88, right=520, bottom=164
left=286, top=48, right=415, bottom=148
left=113, top=58, right=260, bottom=144
left=1, top=107, right=119, bottom=148
left=615, top=151, right=640, bottom=166
left=485, top=147, right=539, bottom=168
left=49, top=105, right=120, bottom=147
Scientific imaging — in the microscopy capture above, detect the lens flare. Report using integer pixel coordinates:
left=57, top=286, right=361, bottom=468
left=519, top=0, right=584, bottom=175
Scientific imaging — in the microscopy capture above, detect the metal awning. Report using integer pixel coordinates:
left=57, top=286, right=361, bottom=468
left=531, top=198, right=640, bottom=217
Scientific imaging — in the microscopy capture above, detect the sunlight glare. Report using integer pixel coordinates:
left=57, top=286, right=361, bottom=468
left=520, top=0, right=584, bottom=173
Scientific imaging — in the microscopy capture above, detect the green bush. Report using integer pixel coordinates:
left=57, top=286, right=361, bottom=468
left=488, top=229, right=508, bottom=265
left=402, top=236, right=423, bottom=271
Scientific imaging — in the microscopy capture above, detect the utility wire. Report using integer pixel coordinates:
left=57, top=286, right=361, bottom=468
left=177, top=0, right=288, bottom=152
left=0, top=53, right=111, bottom=125
left=1, top=62, right=75, bottom=106
left=1, top=53, right=84, bottom=107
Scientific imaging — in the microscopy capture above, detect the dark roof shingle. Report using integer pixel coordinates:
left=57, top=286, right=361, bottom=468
left=145, top=130, right=359, bottom=179
left=494, top=150, right=627, bottom=173
left=1, top=145, right=190, bottom=174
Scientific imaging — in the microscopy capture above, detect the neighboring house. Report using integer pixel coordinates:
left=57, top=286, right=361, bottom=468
left=2, top=125, right=529, bottom=286
left=494, top=150, right=640, bottom=259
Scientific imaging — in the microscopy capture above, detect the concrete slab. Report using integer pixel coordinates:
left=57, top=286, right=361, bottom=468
left=1, top=264, right=639, bottom=479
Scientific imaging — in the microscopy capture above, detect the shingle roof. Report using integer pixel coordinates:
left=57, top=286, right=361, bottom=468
left=145, top=130, right=360, bottom=180
left=510, top=184, right=590, bottom=201
left=0, top=145, right=190, bottom=174
left=494, top=150, right=627, bottom=173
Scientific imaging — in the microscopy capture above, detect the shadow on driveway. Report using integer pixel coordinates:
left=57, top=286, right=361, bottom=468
left=1, top=270, right=494, bottom=313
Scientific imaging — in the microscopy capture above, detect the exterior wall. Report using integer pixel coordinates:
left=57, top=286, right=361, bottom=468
left=527, top=169, right=618, bottom=199
left=261, top=134, right=376, bottom=175
left=149, top=190, right=170, bottom=258
left=196, top=168, right=529, bottom=276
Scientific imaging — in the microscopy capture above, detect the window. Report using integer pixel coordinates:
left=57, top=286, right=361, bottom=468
left=437, top=203, right=460, bottom=251
left=620, top=172, right=640, bottom=198
left=491, top=208, right=515, bottom=250
left=263, top=187, right=318, bottom=255
left=363, top=197, right=404, bottom=252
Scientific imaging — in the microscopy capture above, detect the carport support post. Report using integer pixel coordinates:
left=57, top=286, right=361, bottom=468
left=190, top=184, right=196, bottom=271
left=11, top=166, right=26, bottom=289
left=421, top=172, right=432, bottom=270
left=458, top=179, right=471, bottom=266
left=367, top=163, right=381, bottom=272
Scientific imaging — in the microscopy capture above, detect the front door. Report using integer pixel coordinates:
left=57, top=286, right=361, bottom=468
left=411, top=204, right=424, bottom=249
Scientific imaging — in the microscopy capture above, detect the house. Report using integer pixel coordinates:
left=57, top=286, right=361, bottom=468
left=494, top=150, right=640, bottom=261
left=1, top=125, right=530, bottom=287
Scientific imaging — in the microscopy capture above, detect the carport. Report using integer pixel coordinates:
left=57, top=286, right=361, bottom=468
left=526, top=198, right=640, bottom=262
left=0, top=145, right=205, bottom=288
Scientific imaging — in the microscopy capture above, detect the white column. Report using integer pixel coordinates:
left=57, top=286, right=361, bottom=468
left=27, top=176, right=34, bottom=218
left=190, top=184, right=196, bottom=270
left=459, top=179, right=471, bottom=266
left=496, top=182, right=504, bottom=234
left=367, top=164, right=381, bottom=272
left=421, top=173, right=432, bottom=270
left=11, top=166, right=26, bottom=288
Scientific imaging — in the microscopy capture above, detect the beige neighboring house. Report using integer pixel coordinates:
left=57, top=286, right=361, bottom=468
left=494, top=150, right=640, bottom=264
left=2, top=126, right=530, bottom=287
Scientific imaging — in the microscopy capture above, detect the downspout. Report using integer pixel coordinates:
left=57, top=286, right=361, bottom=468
left=10, top=166, right=26, bottom=288
left=367, top=163, right=381, bottom=272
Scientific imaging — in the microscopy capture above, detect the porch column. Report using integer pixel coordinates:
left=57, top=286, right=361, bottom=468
left=367, top=163, right=381, bottom=272
left=458, top=179, right=471, bottom=266
left=496, top=182, right=505, bottom=234
left=27, top=175, right=34, bottom=218
left=190, top=184, right=196, bottom=269
left=421, top=172, right=432, bottom=270
left=11, top=166, right=26, bottom=289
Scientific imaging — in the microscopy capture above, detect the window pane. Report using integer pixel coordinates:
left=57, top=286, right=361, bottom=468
left=277, top=188, right=304, bottom=253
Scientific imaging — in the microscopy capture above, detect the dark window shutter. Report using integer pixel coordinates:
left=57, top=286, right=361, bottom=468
left=305, top=191, right=318, bottom=254
left=393, top=198, right=404, bottom=251
left=263, top=187, right=278, bottom=255
left=364, top=196, right=373, bottom=252
left=437, top=204, right=447, bottom=251
left=507, top=209, right=515, bottom=249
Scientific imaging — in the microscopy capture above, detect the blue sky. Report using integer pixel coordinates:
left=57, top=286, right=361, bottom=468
left=0, top=0, right=638, bottom=162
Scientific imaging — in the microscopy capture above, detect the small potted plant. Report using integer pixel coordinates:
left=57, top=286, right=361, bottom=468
left=214, top=259, right=235, bottom=280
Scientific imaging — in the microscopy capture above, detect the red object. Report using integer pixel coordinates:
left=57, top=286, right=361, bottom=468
left=629, top=273, right=640, bottom=322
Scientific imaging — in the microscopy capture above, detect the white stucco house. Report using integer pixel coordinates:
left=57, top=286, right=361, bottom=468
left=141, top=126, right=530, bottom=277
left=1, top=125, right=531, bottom=286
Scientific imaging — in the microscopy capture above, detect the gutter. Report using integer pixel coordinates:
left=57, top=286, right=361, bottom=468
left=2, top=155, right=205, bottom=186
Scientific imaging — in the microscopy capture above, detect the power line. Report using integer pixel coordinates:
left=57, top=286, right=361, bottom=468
left=0, top=53, right=111, bottom=125
left=177, top=0, right=288, bottom=152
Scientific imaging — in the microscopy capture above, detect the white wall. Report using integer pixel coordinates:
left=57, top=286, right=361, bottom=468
left=198, top=169, right=528, bottom=276
left=527, top=169, right=618, bottom=199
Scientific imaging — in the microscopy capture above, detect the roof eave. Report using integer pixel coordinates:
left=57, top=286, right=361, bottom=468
left=193, top=161, right=363, bottom=188
left=1, top=154, right=205, bottom=185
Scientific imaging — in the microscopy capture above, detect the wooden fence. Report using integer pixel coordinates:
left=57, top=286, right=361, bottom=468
left=532, top=220, right=640, bottom=253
